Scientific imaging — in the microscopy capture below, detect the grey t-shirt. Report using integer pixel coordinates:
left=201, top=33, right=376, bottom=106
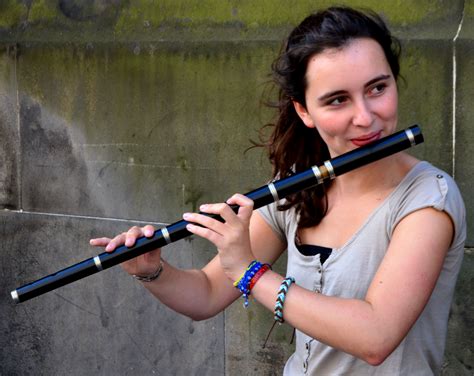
left=258, top=161, right=466, bottom=375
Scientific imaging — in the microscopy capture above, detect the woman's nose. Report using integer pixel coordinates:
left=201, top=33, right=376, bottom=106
left=352, top=99, right=374, bottom=127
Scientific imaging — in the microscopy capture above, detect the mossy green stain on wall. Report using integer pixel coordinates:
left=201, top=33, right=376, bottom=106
left=0, top=0, right=465, bottom=42
left=28, top=0, right=61, bottom=23
left=0, top=0, right=27, bottom=28
left=110, top=0, right=467, bottom=39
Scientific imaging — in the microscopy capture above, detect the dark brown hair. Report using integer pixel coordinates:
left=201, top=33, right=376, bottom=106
left=264, top=6, right=401, bottom=227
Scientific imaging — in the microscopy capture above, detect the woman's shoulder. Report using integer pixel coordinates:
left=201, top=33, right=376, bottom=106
left=401, top=161, right=462, bottom=198
left=257, top=199, right=297, bottom=240
left=389, top=160, right=466, bottom=243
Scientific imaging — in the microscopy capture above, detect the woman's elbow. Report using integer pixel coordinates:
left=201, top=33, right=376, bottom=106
left=185, top=306, right=222, bottom=322
left=187, top=312, right=213, bottom=322
left=360, top=341, right=396, bottom=366
left=364, top=352, right=389, bottom=367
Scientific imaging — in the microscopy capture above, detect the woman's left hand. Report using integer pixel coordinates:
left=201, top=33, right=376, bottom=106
left=183, top=193, right=255, bottom=282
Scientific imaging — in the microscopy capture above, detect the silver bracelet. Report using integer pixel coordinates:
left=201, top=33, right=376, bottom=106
left=132, top=259, right=164, bottom=283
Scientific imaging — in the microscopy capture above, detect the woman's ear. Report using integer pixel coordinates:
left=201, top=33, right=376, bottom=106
left=293, top=101, right=316, bottom=128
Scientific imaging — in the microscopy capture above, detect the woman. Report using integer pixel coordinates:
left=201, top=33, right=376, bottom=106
left=91, top=7, right=466, bottom=375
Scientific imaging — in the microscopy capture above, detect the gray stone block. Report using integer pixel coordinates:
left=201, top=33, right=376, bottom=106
left=458, top=1, right=474, bottom=40
left=17, top=43, right=273, bottom=223
left=0, top=46, right=19, bottom=209
left=1, top=211, right=224, bottom=375
left=442, top=251, right=474, bottom=375
left=455, top=38, right=474, bottom=246
left=397, top=39, right=454, bottom=174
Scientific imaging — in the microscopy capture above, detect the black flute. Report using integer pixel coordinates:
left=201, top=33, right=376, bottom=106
left=11, top=125, right=423, bottom=303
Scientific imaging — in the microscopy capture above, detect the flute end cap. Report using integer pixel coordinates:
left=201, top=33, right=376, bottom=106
left=10, top=289, right=20, bottom=304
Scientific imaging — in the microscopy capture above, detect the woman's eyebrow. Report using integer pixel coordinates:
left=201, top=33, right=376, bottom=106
left=317, top=74, right=392, bottom=102
left=318, top=90, right=346, bottom=102
left=364, top=74, right=391, bottom=88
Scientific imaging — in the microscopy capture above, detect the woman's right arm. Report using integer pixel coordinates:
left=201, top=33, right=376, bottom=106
left=89, top=211, right=286, bottom=321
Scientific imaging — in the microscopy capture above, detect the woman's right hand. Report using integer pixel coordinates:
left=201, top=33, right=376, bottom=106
left=89, top=225, right=162, bottom=278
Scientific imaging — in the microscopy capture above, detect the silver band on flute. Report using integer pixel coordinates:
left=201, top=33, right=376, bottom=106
left=405, top=128, right=416, bottom=146
left=312, top=166, right=324, bottom=185
left=161, top=227, right=172, bottom=245
left=268, top=182, right=279, bottom=202
left=324, top=160, right=336, bottom=179
left=11, top=290, right=19, bottom=303
left=94, top=256, right=103, bottom=271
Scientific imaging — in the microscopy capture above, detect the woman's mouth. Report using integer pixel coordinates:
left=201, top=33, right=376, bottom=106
left=351, top=131, right=382, bottom=147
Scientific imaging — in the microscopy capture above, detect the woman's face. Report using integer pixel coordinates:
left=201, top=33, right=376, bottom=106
left=293, top=38, right=398, bottom=157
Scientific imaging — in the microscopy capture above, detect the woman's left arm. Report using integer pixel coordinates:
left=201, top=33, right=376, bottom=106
left=252, top=207, right=453, bottom=365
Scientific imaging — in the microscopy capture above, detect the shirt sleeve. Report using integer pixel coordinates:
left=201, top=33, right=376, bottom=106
left=388, top=163, right=466, bottom=247
left=257, top=200, right=289, bottom=243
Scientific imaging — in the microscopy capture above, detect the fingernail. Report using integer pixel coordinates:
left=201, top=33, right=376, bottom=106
left=183, top=213, right=191, bottom=220
left=200, top=204, right=207, bottom=210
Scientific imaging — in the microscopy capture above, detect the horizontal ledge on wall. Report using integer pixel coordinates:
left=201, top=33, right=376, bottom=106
left=2, top=209, right=168, bottom=228
left=0, top=23, right=470, bottom=44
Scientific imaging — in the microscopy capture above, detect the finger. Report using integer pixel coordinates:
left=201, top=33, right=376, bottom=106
left=125, top=226, right=144, bottom=247
left=186, top=222, right=223, bottom=245
left=226, top=193, right=253, bottom=207
left=143, top=225, right=156, bottom=237
left=183, top=211, right=227, bottom=235
left=105, top=233, right=126, bottom=252
left=226, top=194, right=254, bottom=220
left=199, top=202, right=241, bottom=227
left=89, top=237, right=112, bottom=247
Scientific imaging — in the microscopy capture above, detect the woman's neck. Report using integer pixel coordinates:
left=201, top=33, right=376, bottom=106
left=329, top=152, right=419, bottom=198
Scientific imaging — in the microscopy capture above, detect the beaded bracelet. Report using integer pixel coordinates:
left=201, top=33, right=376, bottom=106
left=249, top=263, right=271, bottom=291
left=274, top=276, right=295, bottom=323
left=233, top=260, right=258, bottom=288
left=233, top=261, right=271, bottom=307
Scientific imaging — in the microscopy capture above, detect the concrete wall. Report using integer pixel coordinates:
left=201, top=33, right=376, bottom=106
left=0, top=1, right=472, bottom=375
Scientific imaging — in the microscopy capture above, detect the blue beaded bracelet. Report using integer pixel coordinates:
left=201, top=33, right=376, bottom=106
left=274, top=277, right=295, bottom=323
left=234, top=261, right=265, bottom=308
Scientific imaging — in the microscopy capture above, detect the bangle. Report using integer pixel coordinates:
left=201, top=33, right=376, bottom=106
left=132, top=259, right=164, bottom=282
left=248, top=263, right=271, bottom=290
left=274, top=276, right=295, bottom=323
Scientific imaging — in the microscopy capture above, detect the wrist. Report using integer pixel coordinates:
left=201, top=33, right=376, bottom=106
left=230, top=257, right=255, bottom=283
left=132, top=259, right=164, bottom=283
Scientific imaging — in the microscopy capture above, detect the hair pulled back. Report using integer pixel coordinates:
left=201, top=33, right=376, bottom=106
left=266, top=6, right=401, bottom=227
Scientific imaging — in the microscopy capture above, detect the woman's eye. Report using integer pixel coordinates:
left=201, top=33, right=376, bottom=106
left=370, top=83, right=386, bottom=95
left=327, top=96, right=348, bottom=106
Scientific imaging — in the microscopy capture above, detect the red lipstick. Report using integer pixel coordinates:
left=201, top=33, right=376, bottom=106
left=351, top=131, right=382, bottom=147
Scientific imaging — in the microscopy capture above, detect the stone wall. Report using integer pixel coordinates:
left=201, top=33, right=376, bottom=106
left=0, top=1, right=472, bottom=375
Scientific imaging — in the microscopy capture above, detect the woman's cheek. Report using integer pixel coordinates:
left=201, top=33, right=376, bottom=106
left=314, top=110, right=351, bottom=137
